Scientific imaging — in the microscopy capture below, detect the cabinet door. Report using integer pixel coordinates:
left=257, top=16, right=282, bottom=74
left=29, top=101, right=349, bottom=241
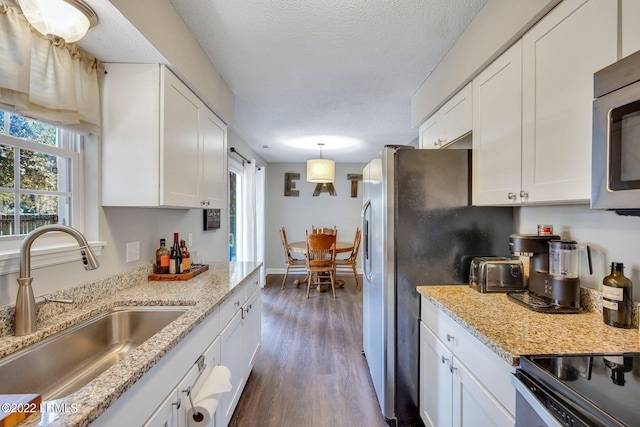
left=219, top=310, right=244, bottom=427
left=161, top=68, right=202, bottom=208
left=442, top=82, right=472, bottom=145
left=472, top=40, right=523, bottom=206
left=243, top=288, right=261, bottom=377
left=419, top=112, right=443, bottom=149
left=201, top=108, right=227, bottom=209
left=452, top=361, right=514, bottom=427
left=420, top=322, right=453, bottom=427
left=521, top=0, right=617, bottom=203
left=622, top=0, right=640, bottom=58
left=144, top=389, right=180, bottom=427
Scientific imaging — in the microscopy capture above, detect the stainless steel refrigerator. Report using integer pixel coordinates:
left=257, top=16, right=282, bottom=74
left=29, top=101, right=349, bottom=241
left=361, top=146, right=514, bottom=426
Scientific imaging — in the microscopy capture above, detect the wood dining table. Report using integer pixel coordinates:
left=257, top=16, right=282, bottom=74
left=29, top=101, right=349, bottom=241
left=287, top=241, right=355, bottom=289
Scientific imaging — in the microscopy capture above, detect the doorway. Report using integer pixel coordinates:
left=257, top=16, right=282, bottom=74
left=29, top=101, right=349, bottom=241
left=228, top=157, right=243, bottom=261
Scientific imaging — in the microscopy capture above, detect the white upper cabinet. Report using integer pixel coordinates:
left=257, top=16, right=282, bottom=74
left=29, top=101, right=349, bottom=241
left=622, top=0, right=640, bottom=58
left=419, top=113, right=442, bottom=150
left=520, top=0, right=617, bottom=204
left=472, top=40, right=523, bottom=205
left=102, top=64, right=227, bottom=209
left=473, top=0, right=617, bottom=205
left=419, top=83, right=472, bottom=149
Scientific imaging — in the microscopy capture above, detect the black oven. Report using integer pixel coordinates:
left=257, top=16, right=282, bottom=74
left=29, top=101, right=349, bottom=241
left=513, top=354, right=640, bottom=427
left=592, top=49, right=640, bottom=214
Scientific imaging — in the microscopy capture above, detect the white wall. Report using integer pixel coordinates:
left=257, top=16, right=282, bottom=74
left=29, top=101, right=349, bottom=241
left=265, top=162, right=365, bottom=274
left=517, top=205, right=640, bottom=297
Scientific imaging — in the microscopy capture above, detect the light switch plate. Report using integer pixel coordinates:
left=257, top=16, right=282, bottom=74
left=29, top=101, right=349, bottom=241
left=126, top=241, right=140, bottom=263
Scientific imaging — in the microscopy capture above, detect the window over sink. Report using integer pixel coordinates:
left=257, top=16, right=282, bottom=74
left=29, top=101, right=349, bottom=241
left=0, top=109, right=81, bottom=238
left=0, top=109, right=103, bottom=275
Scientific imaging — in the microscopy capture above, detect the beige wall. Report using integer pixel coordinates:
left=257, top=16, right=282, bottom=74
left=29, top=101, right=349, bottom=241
left=265, top=163, right=365, bottom=274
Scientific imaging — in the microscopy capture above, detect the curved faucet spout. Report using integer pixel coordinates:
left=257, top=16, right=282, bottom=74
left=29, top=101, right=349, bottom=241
left=15, top=225, right=100, bottom=336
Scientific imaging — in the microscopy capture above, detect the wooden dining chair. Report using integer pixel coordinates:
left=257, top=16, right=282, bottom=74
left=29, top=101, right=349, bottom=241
left=335, top=227, right=362, bottom=290
left=311, top=225, right=337, bottom=236
left=305, top=230, right=337, bottom=298
left=279, top=227, right=306, bottom=289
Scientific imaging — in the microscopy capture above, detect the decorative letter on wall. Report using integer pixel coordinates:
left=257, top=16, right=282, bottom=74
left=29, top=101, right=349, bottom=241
left=284, top=172, right=300, bottom=197
left=312, top=183, right=337, bottom=196
left=348, top=174, right=362, bottom=197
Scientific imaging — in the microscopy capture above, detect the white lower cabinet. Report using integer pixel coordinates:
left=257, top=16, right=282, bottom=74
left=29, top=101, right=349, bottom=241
left=419, top=297, right=515, bottom=427
left=219, top=310, right=244, bottom=427
left=453, top=359, right=514, bottom=427
left=420, top=323, right=453, bottom=427
left=145, top=337, right=221, bottom=427
left=219, top=279, right=262, bottom=427
left=91, top=271, right=261, bottom=427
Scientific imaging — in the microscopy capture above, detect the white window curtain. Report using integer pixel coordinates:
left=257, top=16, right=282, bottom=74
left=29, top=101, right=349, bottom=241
left=255, top=166, right=266, bottom=287
left=239, top=161, right=256, bottom=262
left=0, top=1, right=103, bottom=134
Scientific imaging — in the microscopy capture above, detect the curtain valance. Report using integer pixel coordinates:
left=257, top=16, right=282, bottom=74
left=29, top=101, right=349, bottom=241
left=0, top=1, right=103, bottom=134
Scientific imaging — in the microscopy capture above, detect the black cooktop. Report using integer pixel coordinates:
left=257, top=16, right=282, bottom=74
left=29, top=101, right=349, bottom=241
left=520, top=353, right=640, bottom=426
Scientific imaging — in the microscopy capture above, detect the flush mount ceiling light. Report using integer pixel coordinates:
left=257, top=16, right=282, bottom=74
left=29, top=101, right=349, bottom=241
left=18, top=0, right=98, bottom=43
left=306, top=143, right=335, bottom=183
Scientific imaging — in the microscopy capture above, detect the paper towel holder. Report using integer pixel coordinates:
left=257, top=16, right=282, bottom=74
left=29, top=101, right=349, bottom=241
left=184, top=355, right=207, bottom=422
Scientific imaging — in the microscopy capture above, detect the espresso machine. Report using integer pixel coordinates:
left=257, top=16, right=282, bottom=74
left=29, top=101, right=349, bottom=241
left=507, top=234, right=591, bottom=313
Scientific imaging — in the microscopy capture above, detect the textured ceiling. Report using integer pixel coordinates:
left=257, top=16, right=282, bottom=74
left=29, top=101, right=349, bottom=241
left=80, top=0, right=487, bottom=163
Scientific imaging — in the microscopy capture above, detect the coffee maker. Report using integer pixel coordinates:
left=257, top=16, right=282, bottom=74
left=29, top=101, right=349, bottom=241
left=508, top=234, right=591, bottom=313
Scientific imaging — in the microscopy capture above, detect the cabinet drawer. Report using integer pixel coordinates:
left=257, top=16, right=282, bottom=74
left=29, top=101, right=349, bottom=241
left=220, top=286, right=244, bottom=328
left=244, top=272, right=260, bottom=300
left=421, top=297, right=515, bottom=415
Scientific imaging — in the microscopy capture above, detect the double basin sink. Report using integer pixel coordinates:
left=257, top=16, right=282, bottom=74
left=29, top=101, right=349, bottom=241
left=0, top=306, right=188, bottom=400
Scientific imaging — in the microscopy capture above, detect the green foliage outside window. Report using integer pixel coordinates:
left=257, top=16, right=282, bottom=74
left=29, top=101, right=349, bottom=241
left=0, top=111, right=66, bottom=235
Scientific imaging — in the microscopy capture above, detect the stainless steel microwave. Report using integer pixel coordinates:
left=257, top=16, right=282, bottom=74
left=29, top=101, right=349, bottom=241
left=592, top=50, right=640, bottom=215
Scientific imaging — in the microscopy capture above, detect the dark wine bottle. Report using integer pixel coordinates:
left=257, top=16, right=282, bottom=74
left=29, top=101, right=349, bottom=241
left=602, top=262, right=633, bottom=328
left=169, top=232, right=182, bottom=274
left=155, top=238, right=170, bottom=274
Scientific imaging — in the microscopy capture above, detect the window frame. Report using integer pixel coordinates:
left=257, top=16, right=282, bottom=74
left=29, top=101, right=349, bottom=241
left=0, top=113, right=104, bottom=276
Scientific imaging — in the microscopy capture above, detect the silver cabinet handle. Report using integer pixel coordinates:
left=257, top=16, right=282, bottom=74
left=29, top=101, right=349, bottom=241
left=519, top=190, right=529, bottom=199
left=172, top=397, right=181, bottom=409
left=446, top=333, right=454, bottom=342
left=507, top=192, right=517, bottom=200
left=441, top=355, right=449, bottom=364
left=449, top=364, right=457, bottom=373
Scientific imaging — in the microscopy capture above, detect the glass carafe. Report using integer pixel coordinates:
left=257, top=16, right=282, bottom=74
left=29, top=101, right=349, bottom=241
left=549, top=240, right=579, bottom=278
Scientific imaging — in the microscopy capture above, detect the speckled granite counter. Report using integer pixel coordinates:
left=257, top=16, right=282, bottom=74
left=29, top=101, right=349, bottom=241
left=417, top=285, right=640, bottom=367
left=0, top=261, right=261, bottom=427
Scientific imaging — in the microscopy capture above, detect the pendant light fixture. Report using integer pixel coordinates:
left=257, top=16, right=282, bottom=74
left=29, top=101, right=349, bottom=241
left=18, top=0, right=98, bottom=43
left=306, top=143, right=335, bottom=183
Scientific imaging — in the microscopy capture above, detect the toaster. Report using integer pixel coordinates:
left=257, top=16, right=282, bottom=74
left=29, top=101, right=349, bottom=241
left=469, top=257, right=525, bottom=293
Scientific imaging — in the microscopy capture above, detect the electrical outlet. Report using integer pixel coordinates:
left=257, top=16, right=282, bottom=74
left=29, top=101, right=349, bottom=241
left=188, top=233, right=193, bottom=247
left=126, top=241, right=140, bottom=263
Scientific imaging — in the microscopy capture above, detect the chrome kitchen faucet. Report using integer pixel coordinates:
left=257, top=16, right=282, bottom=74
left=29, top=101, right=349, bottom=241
left=15, top=225, right=100, bottom=336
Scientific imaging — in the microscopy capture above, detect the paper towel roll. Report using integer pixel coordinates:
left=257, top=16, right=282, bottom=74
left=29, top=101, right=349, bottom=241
left=186, top=365, right=233, bottom=426
left=187, top=397, right=217, bottom=426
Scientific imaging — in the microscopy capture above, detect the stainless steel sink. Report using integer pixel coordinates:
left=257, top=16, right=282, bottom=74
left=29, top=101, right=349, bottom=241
left=0, top=306, right=188, bottom=400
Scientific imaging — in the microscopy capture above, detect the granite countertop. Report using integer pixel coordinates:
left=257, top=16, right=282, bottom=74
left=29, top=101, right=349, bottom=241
left=0, top=261, right=262, bottom=427
left=417, top=285, right=640, bottom=366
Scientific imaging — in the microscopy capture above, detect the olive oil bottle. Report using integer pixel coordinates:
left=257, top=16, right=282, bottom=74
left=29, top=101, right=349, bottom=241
left=602, top=262, right=633, bottom=328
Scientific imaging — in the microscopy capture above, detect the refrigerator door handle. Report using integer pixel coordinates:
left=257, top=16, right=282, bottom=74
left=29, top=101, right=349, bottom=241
left=361, top=199, right=372, bottom=282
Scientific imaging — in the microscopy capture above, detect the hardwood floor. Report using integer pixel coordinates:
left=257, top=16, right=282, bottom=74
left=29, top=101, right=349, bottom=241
left=229, top=274, right=388, bottom=427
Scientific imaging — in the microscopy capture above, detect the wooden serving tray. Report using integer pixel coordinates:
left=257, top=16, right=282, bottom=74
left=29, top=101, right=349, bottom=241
left=148, top=264, right=209, bottom=281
